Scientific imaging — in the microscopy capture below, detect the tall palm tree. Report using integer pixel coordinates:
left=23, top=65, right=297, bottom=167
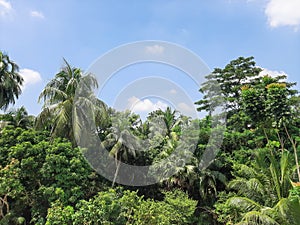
left=148, top=107, right=182, bottom=138
left=36, top=59, right=107, bottom=145
left=0, top=51, right=23, bottom=111
left=148, top=114, right=205, bottom=193
left=146, top=107, right=184, bottom=165
left=102, top=110, right=141, bottom=187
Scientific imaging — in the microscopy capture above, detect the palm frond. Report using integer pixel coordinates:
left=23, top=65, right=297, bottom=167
left=237, top=210, right=280, bottom=225
left=227, top=197, right=262, bottom=212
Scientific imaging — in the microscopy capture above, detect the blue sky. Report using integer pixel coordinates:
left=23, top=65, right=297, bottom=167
left=0, top=0, right=299, bottom=116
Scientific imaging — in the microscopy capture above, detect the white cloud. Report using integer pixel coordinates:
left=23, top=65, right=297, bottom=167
left=259, top=68, right=287, bottom=77
left=30, top=10, right=45, bottom=19
left=19, top=68, right=42, bottom=90
left=265, top=0, right=300, bottom=29
left=127, top=96, right=168, bottom=113
left=145, top=44, right=165, bottom=54
left=0, top=0, right=12, bottom=17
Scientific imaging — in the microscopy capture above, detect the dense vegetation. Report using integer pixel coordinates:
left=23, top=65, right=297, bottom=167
left=0, top=52, right=299, bottom=224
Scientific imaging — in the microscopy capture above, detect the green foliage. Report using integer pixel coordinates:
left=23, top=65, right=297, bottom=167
left=72, top=189, right=127, bottom=225
left=131, top=190, right=197, bottom=225
left=241, top=75, right=297, bottom=128
left=0, top=159, right=24, bottom=221
left=45, top=203, right=74, bottom=225
left=215, top=148, right=297, bottom=224
left=46, top=188, right=197, bottom=225
left=0, top=127, right=104, bottom=224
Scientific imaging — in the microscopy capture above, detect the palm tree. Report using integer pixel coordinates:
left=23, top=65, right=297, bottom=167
left=224, top=149, right=296, bottom=224
left=102, top=110, right=141, bottom=187
left=148, top=107, right=182, bottom=138
left=146, top=107, right=185, bottom=164
left=148, top=114, right=206, bottom=193
left=0, top=106, right=33, bottom=129
left=227, top=194, right=300, bottom=225
left=198, top=160, right=227, bottom=205
left=0, top=51, right=23, bottom=111
left=36, top=59, right=107, bottom=145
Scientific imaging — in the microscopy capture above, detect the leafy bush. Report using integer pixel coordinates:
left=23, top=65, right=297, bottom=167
left=46, top=188, right=197, bottom=225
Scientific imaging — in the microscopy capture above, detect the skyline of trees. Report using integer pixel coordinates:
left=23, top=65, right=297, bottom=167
left=0, top=52, right=299, bottom=224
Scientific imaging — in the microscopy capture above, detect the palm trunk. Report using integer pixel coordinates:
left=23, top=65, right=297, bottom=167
left=284, top=125, right=300, bottom=182
left=112, top=158, right=121, bottom=187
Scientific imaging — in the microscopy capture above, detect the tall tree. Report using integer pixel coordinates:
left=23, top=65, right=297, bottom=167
left=103, top=110, right=141, bottom=187
left=241, top=74, right=298, bottom=128
left=195, top=56, right=262, bottom=115
left=0, top=51, right=23, bottom=111
left=36, top=59, right=107, bottom=145
left=148, top=107, right=182, bottom=139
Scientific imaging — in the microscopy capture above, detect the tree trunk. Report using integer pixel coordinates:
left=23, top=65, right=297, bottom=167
left=285, top=125, right=300, bottom=182
left=112, top=158, right=121, bottom=187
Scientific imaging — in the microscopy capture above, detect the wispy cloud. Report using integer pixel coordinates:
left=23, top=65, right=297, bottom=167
left=0, top=0, right=12, bottom=17
left=19, top=68, right=42, bottom=90
left=265, top=0, right=300, bottom=30
left=30, top=10, right=45, bottom=19
left=145, top=44, right=165, bottom=54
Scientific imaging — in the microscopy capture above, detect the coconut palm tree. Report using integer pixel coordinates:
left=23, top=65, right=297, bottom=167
left=0, top=51, right=23, bottom=111
left=102, top=110, right=141, bottom=187
left=36, top=59, right=107, bottom=145
left=148, top=107, right=182, bottom=139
